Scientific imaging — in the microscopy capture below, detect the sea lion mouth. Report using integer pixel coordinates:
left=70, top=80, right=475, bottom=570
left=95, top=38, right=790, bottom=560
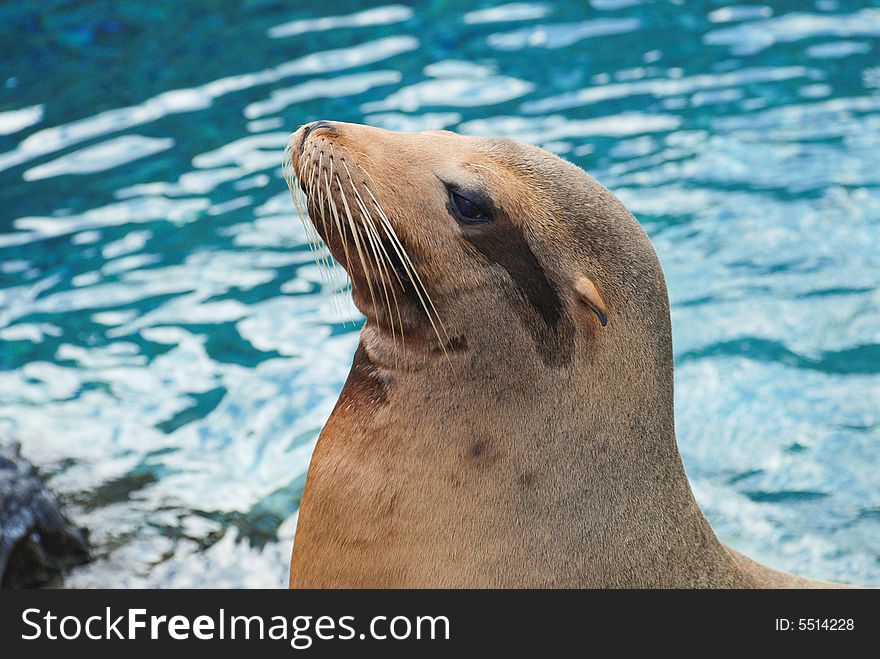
left=283, top=123, right=449, bottom=350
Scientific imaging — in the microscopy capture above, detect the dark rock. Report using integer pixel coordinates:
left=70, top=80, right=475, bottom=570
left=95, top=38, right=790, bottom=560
left=0, top=442, right=89, bottom=588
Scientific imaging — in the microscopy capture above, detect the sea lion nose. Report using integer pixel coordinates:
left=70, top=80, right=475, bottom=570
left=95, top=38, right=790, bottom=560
left=302, top=120, right=335, bottom=141
left=296, top=120, right=336, bottom=154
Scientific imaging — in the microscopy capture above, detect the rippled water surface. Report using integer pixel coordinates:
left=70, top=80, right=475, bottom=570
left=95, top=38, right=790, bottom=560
left=1, top=1, right=878, bottom=587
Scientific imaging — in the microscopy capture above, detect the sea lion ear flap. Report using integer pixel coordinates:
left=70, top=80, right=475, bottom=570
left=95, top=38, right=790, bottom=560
left=574, top=275, right=608, bottom=327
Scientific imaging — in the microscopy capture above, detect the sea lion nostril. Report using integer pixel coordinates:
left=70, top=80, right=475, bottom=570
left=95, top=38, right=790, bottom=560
left=301, top=121, right=335, bottom=148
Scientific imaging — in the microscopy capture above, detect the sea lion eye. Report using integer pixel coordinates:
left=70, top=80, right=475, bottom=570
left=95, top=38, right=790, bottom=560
left=449, top=190, right=490, bottom=224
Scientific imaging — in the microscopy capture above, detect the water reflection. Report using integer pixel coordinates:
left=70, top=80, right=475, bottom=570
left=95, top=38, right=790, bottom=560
left=0, top=0, right=878, bottom=587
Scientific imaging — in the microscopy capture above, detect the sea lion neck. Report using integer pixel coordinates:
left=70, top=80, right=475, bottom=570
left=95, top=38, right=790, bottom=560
left=303, top=322, right=735, bottom=587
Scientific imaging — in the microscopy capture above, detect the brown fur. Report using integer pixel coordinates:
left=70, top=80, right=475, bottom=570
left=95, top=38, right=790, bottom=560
left=286, top=121, right=843, bottom=588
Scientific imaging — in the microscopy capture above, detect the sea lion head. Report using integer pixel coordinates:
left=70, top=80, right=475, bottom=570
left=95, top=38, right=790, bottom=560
left=285, top=121, right=671, bottom=391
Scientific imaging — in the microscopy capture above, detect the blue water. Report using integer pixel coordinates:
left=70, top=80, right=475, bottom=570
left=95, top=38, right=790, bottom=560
left=1, top=1, right=878, bottom=587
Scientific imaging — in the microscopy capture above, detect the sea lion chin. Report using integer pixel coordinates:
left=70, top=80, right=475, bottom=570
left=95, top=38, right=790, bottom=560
left=283, top=120, right=845, bottom=588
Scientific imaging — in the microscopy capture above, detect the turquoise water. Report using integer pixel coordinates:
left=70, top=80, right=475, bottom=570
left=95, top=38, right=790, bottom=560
left=1, top=1, right=878, bottom=587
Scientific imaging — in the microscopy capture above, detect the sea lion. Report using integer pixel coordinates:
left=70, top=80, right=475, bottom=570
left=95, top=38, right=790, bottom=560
left=284, top=120, right=840, bottom=588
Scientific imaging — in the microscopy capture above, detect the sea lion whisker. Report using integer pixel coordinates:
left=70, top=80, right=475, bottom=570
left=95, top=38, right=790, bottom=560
left=282, top=139, right=295, bottom=188
left=328, top=146, right=365, bottom=324
left=368, top=200, right=439, bottom=328
left=350, top=189, right=407, bottom=350
left=315, top=150, right=336, bottom=249
left=287, top=137, right=347, bottom=320
left=340, top=167, right=391, bottom=317
left=362, top=210, right=400, bottom=347
left=343, top=170, right=416, bottom=342
left=296, top=149, right=321, bottom=259
left=284, top=143, right=324, bottom=278
left=305, top=147, right=334, bottom=279
left=334, top=172, right=380, bottom=324
left=312, top=149, right=336, bottom=256
left=343, top=179, right=393, bottom=342
left=322, top=169, right=356, bottom=322
left=323, top=166, right=352, bottom=279
left=288, top=144, right=312, bottom=238
left=342, top=160, right=405, bottom=349
left=374, top=210, right=448, bottom=355
left=311, top=150, right=348, bottom=302
left=357, top=178, right=423, bottom=290
left=340, top=162, right=403, bottom=291
left=355, top=196, right=407, bottom=350
left=360, top=183, right=450, bottom=351
left=306, top=148, right=348, bottom=319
